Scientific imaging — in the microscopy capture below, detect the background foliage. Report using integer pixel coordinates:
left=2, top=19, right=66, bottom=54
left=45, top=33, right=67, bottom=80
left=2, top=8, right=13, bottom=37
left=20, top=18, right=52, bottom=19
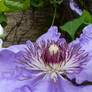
left=0, top=0, right=92, bottom=41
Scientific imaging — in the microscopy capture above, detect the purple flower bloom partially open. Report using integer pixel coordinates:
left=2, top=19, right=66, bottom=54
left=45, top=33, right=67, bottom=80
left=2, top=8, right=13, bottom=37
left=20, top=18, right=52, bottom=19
left=1, top=25, right=92, bottom=92
left=69, top=0, right=82, bottom=15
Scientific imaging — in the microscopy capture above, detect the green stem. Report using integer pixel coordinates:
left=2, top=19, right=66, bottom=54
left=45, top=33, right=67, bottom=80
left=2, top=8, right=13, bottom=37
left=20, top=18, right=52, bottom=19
left=51, top=5, right=57, bottom=26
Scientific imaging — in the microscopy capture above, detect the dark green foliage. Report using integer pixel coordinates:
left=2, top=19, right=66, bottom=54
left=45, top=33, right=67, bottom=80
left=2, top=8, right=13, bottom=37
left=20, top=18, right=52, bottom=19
left=60, top=10, right=92, bottom=39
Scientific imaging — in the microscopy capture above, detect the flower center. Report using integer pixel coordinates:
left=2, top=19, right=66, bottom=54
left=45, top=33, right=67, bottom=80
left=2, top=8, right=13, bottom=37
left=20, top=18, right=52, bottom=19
left=41, top=43, right=66, bottom=64
left=49, top=44, right=59, bottom=55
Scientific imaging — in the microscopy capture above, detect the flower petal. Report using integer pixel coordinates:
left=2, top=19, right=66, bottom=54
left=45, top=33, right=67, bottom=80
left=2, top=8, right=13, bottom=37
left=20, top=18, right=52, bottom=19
left=37, top=26, right=60, bottom=41
left=79, top=85, right=92, bottom=92
left=0, top=49, right=16, bottom=72
left=0, top=49, right=25, bottom=80
left=13, top=85, right=32, bottom=92
left=76, top=58, right=92, bottom=84
left=79, top=24, right=92, bottom=55
left=70, top=24, right=92, bottom=55
left=69, top=0, right=82, bottom=15
left=69, top=24, right=92, bottom=83
left=31, top=78, right=63, bottom=92
left=31, top=79, right=50, bottom=92
left=63, top=79, right=92, bottom=92
left=0, top=49, right=32, bottom=92
left=7, top=44, right=27, bottom=53
left=0, top=79, right=31, bottom=92
left=31, top=76, right=81, bottom=92
left=36, top=26, right=60, bottom=47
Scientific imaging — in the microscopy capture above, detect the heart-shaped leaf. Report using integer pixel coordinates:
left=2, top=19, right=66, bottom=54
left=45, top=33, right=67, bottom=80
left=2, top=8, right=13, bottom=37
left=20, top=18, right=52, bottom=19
left=60, top=10, right=92, bottom=39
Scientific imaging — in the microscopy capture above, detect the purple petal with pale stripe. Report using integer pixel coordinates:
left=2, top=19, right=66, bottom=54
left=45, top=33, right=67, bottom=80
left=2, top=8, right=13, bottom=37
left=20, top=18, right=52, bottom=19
left=70, top=24, right=92, bottom=83
left=69, top=0, right=82, bottom=15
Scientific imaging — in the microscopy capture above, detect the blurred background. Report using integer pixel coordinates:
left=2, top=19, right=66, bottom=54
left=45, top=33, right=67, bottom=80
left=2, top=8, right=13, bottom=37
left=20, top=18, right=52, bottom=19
left=1, top=0, right=92, bottom=47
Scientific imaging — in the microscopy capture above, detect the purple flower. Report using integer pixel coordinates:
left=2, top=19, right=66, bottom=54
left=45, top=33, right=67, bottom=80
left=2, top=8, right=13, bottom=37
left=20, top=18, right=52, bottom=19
left=69, top=0, right=82, bottom=15
left=1, top=25, right=92, bottom=92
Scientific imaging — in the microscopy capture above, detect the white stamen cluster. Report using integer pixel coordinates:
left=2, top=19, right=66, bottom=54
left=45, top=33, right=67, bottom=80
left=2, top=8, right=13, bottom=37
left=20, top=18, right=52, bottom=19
left=19, top=42, right=87, bottom=82
left=49, top=44, right=59, bottom=55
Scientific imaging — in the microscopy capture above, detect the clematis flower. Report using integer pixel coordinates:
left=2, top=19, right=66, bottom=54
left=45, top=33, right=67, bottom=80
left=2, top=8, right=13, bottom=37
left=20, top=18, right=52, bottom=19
left=0, top=25, right=92, bottom=92
left=69, top=0, right=82, bottom=15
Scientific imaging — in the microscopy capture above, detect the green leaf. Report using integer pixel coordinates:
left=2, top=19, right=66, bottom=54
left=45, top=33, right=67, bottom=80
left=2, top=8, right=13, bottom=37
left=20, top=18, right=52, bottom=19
left=79, top=0, right=84, bottom=6
left=1, top=22, right=7, bottom=27
left=50, top=0, right=57, bottom=5
left=0, top=13, right=7, bottom=23
left=82, top=10, right=92, bottom=24
left=60, top=17, right=84, bottom=39
left=0, top=13, right=7, bottom=27
left=56, top=0, right=63, bottom=4
left=0, top=0, right=14, bottom=12
left=30, top=0, right=44, bottom=7
left=0, top=0, right=30, bottom=12
left=0, top=33, right=6, bottom=38
left=60, top=10, right=92, bottom=39
left=50, top=0, right=63, bottom=5
left=5, top=0, right=30, bottom=11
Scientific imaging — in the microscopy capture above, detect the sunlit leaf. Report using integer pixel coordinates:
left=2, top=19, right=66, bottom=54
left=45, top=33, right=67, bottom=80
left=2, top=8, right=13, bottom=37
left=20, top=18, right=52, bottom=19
left=0, top=0, right=30, bottom=12
left=0, top=0, right=13, bottom=12
left=5, top=0, right=30, bottom=10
